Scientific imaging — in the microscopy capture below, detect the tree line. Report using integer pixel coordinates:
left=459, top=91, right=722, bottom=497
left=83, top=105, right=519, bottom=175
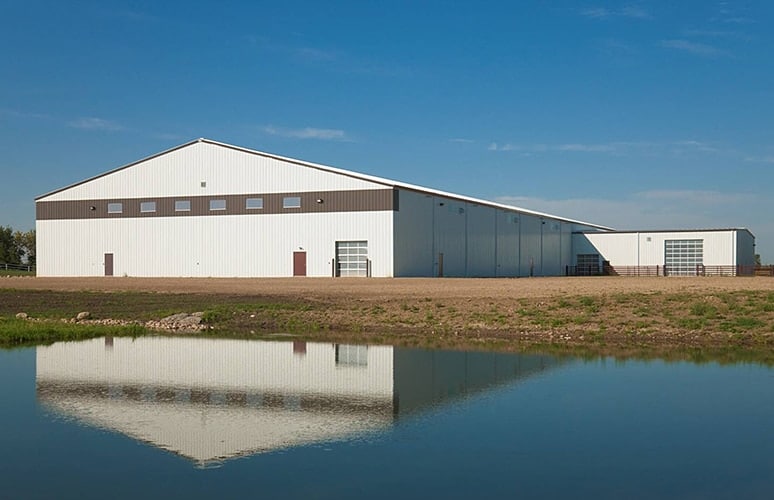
left=0, top=226, right=36, bottom=266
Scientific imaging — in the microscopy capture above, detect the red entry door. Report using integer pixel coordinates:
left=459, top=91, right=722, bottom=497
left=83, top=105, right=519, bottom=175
left=104, top=253, right=114, bottom=276
left=293, top=251, right=307, bottom=276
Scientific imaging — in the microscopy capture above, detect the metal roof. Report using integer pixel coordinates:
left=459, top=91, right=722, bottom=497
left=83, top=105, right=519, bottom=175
left=575, top=228, right=755, bottom=238
left=36, top=138, right=613, bottom=230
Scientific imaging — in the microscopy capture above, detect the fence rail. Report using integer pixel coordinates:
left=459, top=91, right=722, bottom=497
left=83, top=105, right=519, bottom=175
left=0, top=262, right=35, bottom=272
left=566, top=264, right=771, bottom=277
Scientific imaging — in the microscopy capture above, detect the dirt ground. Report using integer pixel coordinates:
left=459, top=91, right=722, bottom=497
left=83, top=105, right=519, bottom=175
left=4, top=275, right=774, bottom=298
left=3, top=276, right=774, bottom=357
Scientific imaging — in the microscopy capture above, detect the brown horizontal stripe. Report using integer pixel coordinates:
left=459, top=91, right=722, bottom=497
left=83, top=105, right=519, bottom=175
left=36, top=188, right=397, bottom=220
left=36, top=381, right=393, bottom=415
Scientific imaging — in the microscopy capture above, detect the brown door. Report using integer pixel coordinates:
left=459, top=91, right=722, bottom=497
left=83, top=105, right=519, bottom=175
left=293, top=251, right=307, bottom=276
left=104, top=253, right=114, bottom=276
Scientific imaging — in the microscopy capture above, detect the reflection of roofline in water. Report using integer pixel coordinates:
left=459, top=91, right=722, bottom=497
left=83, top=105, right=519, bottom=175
left=392, top=348, right=565, bottom=418
left=36, top=337, right=566, bottom=466
left=39, top=396, right=392, bottom=467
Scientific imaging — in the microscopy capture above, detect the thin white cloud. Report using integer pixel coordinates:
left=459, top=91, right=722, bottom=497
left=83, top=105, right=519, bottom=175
left=671, top=140, right=719, bottom=153
left=489, top=142, right=616, bottom=153
left=0, top=109, right=52, bottom=120
left=449, top=138, right=475, bottom=144
left=581, top=5, right=651, bottom=20
left=262, top=125, right=349, bottom=141
left=634, top=189, right=755, bottom=205
left=660, top=39, right=730, bottom=57
left=556, top=143, right=617, bottom=153
left=294, top=47, right=338, bottom=62
left=488, top=139, right=726, bottom=156
left=492, top=191, right=770, bottom=258
left=744, top=156, right=774, bottom=164
left=683, top=29, right=736, bottom=38
left=67, top=117, right=124, bottom=131
left=250, top=39, right=410, bottom=77
left=154, top=132, right=187, bottom=141
left=620, top=5, right=652, bottom=19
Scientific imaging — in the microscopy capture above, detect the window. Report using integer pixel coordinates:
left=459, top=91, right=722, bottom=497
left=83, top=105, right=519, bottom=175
left=336, top=241, right=368, bottom=277
left=209, top=199, right=226, bottom=211
left=283, top=196, right=301, bottom=209
left=665, top=239, right=703, bottom=276
left=175, top=200, right=191, bottom=212
left=140, top=201, right=156, bottom=213
left=107, top=202, right=123, bottom=214
left=246, top=197, right=263, bottom=210
left=335, top=345, right=368, bottom=367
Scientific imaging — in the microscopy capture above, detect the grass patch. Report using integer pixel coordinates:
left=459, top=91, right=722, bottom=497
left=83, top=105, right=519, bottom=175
left=720, top=317, right=765, bottom=333
left=690, top=302, right=718, bottom=318
left=0, top=270, right=35, bottom=277
left=0, top=317, right=146, bottom=348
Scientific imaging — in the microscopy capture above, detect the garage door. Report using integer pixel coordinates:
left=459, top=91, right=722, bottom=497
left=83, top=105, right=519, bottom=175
left=336, top=241, right=368, bottom=277
left=665, top=239, right=703, bottom=276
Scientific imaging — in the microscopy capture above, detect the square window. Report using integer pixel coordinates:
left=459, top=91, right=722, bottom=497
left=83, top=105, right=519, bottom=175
left=140, top=201, right=156, bottom=213
left=283, top=196, right=301, bottom=209
left=246, top=197, right=263, bottom=209
left=210, top=199, right=226, bottom=211
left=175, top=200, right=191, bottom=212
left=107, top=202, right=123, bottom=214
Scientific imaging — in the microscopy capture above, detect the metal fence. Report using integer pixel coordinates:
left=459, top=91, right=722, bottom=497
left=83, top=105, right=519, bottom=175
left=0, top=262, right=35, bottom=272
left=566, top=264, right=769, bottom=277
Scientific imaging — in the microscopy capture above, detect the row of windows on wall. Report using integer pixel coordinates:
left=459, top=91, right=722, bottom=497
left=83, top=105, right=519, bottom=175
left=105, top=196, right=303, bottom=214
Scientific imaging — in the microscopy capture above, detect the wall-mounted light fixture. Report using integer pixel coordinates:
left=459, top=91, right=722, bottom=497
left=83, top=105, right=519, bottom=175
left=89, top=206, right=96, bottom=211
left=316, top=198, right=324, bottom=204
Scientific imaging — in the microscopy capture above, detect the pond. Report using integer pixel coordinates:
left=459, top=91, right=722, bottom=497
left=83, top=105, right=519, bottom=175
left=0, top=337, right=772, bottom=499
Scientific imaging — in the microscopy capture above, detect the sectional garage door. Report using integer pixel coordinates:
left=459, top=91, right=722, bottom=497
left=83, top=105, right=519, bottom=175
left=665, top=239, right=703, bottom=276
left=336, top=241, right=369, bottom=277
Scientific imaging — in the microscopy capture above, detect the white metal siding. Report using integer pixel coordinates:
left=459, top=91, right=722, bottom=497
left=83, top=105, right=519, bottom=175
left=519, top=215, right=541, bottom=276
left=560, top=222, right=573, bottom=274
left=39, top=142, right=386, bottom=202
left=392, top=190, right=435, bottom=276
left=466, top=204, right=496, bottom=277
left=575, top=233, right=638, bottom=266
left=575, top=230, right=744, bottom=268
left=37, top=211, right=394, bottom=277
left=495, top=211, right=520, bottom=277
left=541, top=220, right=562, bottom=276
left=432, top=198, right=467, bottom=276
left=38, top=337, right=394, bottom=397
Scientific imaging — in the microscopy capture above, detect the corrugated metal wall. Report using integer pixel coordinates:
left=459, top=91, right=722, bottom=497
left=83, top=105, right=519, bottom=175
left=574, top=230, right=748, bottom=267
left=37, top=211, right=394, bottom=277
left=39, top=141, right=385, bottom=202
left=393, top=190, right=580, bottom=277
left=736, top=231, right=755, bottom=266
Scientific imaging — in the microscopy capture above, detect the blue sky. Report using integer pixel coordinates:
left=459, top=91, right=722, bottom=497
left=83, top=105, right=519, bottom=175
left=2, top=1, right=774, bottom=260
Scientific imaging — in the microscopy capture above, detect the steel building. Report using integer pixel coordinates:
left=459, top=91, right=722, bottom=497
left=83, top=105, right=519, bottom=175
left=35, top=138, right=610, bottom=277
left=572, top=229, right=756, bottom=276
left=37, top=337, right=560, bottom=465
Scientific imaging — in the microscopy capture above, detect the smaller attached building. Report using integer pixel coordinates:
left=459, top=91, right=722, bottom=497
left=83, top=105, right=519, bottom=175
left=572, top=229, right=756, bottom=276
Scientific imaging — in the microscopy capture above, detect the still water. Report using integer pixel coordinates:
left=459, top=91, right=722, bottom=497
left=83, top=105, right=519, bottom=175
left=0, top=337, right=772, bottom=499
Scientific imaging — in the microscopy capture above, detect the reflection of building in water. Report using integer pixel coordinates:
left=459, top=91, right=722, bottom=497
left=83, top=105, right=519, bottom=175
left=36, top=338, right=561, bottom=466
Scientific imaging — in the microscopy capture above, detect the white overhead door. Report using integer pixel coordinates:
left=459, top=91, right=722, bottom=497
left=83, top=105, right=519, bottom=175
left=336, top=241, right=369, bottom=277
left=665, top=239, right=703, bottom=276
